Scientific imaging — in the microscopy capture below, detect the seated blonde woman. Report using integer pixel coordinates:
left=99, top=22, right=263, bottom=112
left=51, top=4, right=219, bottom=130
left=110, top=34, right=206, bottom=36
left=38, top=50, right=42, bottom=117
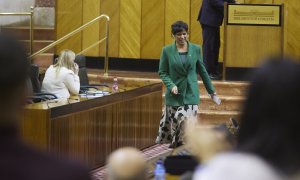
left=42, top=50, right=80, bottom=98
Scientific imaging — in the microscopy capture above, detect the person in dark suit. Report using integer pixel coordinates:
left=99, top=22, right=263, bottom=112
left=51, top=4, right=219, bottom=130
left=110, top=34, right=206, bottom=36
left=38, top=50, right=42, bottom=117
left=198, top=0, right=236, bottom=80
left=156, top=21, right=220, bottom=148
left=0, top=33, right=91, bottom=180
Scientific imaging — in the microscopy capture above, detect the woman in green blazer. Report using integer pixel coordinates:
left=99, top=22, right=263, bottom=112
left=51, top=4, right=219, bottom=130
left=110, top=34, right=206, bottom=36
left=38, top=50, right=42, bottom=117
left=156, top=21, right=220, bottom=148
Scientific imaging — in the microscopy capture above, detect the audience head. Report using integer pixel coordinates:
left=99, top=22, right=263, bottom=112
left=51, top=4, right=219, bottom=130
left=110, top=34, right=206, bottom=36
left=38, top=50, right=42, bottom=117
left=0, top=33, right=29, bottom=128
left=54, top=49, right=76, bottom=70
left=171, top=21, right=188, bottom=36
left=237, top=57, right=300, bottom=175
left=185, top=117, right=233, bottom=163
left=107, top=147, right=147, bottom=180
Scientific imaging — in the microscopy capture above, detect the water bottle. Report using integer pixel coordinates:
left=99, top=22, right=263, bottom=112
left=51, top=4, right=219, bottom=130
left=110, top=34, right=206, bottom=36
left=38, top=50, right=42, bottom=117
left=112, top=77, right=119, bottom=93
left=154, top=159, right=166, bottom=180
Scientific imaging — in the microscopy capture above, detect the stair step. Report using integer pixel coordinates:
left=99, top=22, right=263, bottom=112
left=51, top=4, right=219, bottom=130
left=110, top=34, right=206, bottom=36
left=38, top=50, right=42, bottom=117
left=198, top=110, right=241, bottom=125
left=1, top=26, right=55, bottom=40
left=200, top=81, right=248, bottom=96
left=160, top=81, right=248, bottom=97
left=32, top=53, right=54, bottom=68
left=199, top=95, right=245, bottom=111
left=20, top=40, right=54, bottom=53
left=88, top=74, right=245, bottom=125
left=88, top=76, right=249, bottom=97
left=160, top=94, right=244, bottom=112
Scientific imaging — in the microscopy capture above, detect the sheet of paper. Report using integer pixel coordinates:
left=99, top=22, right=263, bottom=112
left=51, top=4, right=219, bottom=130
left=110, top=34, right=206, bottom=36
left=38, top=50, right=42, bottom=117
left=80, top=91, right=110, bottom=98
left=212, top=95, right=221, bottom=105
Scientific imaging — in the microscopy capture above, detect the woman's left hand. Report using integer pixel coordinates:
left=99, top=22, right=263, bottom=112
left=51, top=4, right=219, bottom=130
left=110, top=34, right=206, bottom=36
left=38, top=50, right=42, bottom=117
left=210, top=93, right=221, bottom=105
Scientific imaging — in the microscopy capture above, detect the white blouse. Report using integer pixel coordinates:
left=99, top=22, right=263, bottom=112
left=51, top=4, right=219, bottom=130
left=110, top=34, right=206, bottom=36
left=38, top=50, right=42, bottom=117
left=42, top=65, right=80, bottom=98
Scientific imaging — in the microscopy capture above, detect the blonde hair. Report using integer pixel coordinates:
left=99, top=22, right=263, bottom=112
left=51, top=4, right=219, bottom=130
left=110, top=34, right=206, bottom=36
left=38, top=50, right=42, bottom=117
left=53, top=49, right=76, bottom=75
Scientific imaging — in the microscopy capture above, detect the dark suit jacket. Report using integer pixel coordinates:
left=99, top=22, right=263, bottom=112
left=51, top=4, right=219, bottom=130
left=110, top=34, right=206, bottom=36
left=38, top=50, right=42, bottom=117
left=159, top=42, right=215, bottom=106
left=0, top=127, right=91, bottom=180
left=198, top=0, right=235, bottom=27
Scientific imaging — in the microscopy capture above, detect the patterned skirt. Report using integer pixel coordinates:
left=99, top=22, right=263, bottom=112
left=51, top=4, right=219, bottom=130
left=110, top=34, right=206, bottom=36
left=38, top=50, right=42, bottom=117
left=155, top=105, right=198, bottom=148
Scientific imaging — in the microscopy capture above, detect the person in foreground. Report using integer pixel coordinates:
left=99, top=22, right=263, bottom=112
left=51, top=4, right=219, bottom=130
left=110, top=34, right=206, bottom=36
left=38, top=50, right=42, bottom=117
left=107, top=147, right=147, bottom=180
left=42, top=49, right=80, bottom=98
left=193, top=57, right=300, bottom=180
left=156, top=21, right=220, bottom=148
left=178, top=116, right=235, bottom=180
left=0, top=33, right=91, bottom=180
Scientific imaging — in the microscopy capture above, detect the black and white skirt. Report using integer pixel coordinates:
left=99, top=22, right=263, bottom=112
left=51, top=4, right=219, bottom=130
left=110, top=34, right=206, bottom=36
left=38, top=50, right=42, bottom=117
left=155, top=105, right=198, bottom=148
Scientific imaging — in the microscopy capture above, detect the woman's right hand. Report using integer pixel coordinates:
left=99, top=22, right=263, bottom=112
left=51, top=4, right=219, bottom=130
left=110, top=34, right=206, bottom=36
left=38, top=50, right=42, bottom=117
left=73, top=63, right=79, bottom=75
left=171, top=86, right=178, bottom=94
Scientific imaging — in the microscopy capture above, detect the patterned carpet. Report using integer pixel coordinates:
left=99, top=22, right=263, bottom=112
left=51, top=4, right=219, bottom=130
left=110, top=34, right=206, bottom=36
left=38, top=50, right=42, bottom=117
left=90, top=144, right=188, bottom=180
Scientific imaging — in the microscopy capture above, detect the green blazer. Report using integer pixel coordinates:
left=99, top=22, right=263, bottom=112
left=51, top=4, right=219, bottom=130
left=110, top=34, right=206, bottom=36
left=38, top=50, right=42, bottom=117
left=159, top=42, right=215, bottom=106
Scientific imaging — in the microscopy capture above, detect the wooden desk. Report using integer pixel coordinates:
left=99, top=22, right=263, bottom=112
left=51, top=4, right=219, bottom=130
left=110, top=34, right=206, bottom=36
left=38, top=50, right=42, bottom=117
left=21, top=83, right=162, bottom=169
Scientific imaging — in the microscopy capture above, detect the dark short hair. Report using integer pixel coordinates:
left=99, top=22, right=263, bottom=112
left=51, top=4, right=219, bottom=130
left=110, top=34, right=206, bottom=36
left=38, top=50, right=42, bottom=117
left=237, top=57, right=300, bottom=175
left=171, top=21, right=188, bottom=35
left=0, top=33, right=29, bottom=95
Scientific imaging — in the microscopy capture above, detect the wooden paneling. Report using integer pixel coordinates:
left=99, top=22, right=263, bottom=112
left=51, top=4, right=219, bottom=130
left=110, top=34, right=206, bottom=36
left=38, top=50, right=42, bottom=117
left=284, top=0, right=300, bottom=60
left=21, top=83, right=162, bottom=168
left=21, top=109, right=50, bottom=149
left=119, top=0, right=141, bottom=58
left=56, top=0, right=82, bottom=53
left=115, top=92, right=161, bottom=149
left=273, top=0, right=284, bottom=4
left=55, top=0, right=300, bottom=61
left=165, top=0, right=190, bottom=45
left=245, top=0, right=273, bottom=3
left=226, top=26, right=282, bottom=67
left=245, top=0, right=284, bottom=4
left=240, top=0, right=300, bottom=61
left=82, top=0, right=100, bottom=56
left=51, top=105, right=115, bottom=167
left=141, top=0, right=165, bottom=59
left=100, top=0, right=120, bottom=58
left=190, top=0, right=202, bottom=45
left=219, top=24, right=225, bottom=62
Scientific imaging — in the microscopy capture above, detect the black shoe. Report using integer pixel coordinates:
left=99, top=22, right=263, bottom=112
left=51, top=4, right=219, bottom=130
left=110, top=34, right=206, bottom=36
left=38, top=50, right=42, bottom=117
left=168, top=143, right=175, bottom=149
left=226, top=117, right=240, bottom=137
left=168, top=141, right=184, bottom=149
left=209, top=73, right=222, bottom=80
